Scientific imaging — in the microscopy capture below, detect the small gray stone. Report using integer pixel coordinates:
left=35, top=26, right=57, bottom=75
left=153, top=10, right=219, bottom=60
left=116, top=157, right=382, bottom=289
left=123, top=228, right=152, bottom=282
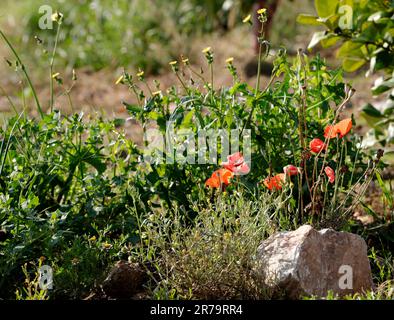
left=256, top=225, right=374, bottom=298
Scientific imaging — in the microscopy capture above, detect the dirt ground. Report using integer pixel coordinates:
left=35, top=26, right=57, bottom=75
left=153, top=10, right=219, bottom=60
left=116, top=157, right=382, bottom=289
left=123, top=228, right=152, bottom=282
left=0, top=26, right=385, bottom=140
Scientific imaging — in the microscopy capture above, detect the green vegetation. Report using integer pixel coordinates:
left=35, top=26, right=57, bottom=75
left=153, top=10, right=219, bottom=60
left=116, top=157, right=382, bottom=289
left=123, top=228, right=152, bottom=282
left=0, top=1, right=393, bottom=300
left=298, top=0, right=394, bottom=147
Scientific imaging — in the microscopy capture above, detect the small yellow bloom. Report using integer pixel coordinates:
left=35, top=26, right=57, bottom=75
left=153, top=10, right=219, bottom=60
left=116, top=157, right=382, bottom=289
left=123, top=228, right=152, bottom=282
left=202, top=47, right=211, bottom=54
left=169, top=60, right=178, bottom=66
left=223, top=232, right=232, bottom=242
left=257, top=8, right=267, bottom=15
left=182, top=58, right=189, bottom=64
left=52, top=72, right=60, bottom=79
left=242, top=14, right=252, bottom=24
left=102, top=242, right=112, bottom=249
left=152, top=90, right=162, bottom=96
left=72, top=69, right=77, bottom=81
left=137, top=70, right=144, bottom=77
left=89, top=235, right=97, bottom=242
left=51, top=11, right=63, bottom=23
left=225, top=57, right=234, bottom=64
left=115, top=75, right=124, bottom=85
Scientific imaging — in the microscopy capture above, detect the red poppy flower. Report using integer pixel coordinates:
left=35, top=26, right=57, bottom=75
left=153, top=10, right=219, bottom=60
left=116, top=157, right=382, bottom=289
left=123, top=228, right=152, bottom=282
left=283, top=165, right=299, bottom=176
left=309, top=138, right=327, bottom=153
left=263, top=173, right=286, bottom=191
left=324, top=166, right=335, bottom=184
left=222, top=152, right=250, bottom=175
left=205, top=168, right=234, bottom=188
left=324, top=118, right=352, bottom=139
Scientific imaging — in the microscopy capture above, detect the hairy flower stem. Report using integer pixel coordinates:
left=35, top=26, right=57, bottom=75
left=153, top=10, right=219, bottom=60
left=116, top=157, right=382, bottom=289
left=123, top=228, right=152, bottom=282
left=50, top=22, right=61, bottom=112
left=175, top=72, right=189, bottom=94
left=241, top=20, right=267, bottom=136
left=0, top=30, right=43, bottom=118
left=255, top=22, right=265, bottom=94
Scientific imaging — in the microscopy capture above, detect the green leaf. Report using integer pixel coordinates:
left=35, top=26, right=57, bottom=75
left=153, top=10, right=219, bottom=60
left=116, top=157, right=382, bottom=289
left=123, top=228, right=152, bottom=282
left=296, top=14, right=322, bottom=25
left=337, top=41, right=364, bottom=58
left=362, top=103, right=383, bottom=118
left=123, top=101, right=142, bottom=115
left=361, top=103, right=384, bottom=127
left=317, top=15, right=340, bottom=29
left=181, top=110, right=195, bottom=128
left=376, top=171, right=393, bottom=206
left=372, top=77, right=394, bottom=95
left=113, top=118, right=125, bottom=127
left=308, top=31, right=329, bottom=49
left=342, top=57, right=366, bottom=72
left=320, top=35, right=341, bottom=48
left=315, top=0, right=339, bottom=18
left=83, top=154, right=106, bottom=174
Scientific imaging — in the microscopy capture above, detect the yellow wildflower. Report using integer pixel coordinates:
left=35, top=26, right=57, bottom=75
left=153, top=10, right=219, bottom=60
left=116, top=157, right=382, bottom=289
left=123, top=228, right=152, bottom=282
left=115, top=75, right=124, bottom=85
left=242, top=14, right=252, bottom=24
left=102, top=242, right=112, bottom=249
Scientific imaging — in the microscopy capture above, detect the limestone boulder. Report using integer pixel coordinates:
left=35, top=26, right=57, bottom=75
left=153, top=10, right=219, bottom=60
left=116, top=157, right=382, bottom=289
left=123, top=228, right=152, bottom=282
left=256, top=225, right=374, bottom=298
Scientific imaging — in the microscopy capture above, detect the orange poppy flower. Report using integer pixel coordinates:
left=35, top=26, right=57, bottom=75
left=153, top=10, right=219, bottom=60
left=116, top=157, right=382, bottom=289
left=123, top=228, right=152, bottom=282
left=309, top=138, right=327, bottom=153
left=283, top=165, right=299, bottom=176
left=263, top=173, right=286, bottom=191
left=205, top=168, right=234, bottom=188
left=324, top=166, right=335, bottom=184
left=324, top=118, right=352, bottom=139
left=222, top=152, right=250, bottom=175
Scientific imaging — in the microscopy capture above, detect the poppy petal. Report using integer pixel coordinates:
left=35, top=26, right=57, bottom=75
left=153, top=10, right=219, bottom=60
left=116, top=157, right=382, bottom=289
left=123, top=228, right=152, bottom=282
left=264, top=173, right=286, bottom=190
left=206, top=168, right=234, bottom=188
left=283, top=165, right=299, bottom=176
left=222, top=152, right=249, bottom=175
left=336, top=118, right=352, bottom=138
left=231, top=162, right=250, bottom=175
left=205, top=176, right=220, bottom=188
left=324, top=125, right=338, bottom=139
left=324, top=166, right=335, bottom=183
left=309, top=138, right=327, bottom=153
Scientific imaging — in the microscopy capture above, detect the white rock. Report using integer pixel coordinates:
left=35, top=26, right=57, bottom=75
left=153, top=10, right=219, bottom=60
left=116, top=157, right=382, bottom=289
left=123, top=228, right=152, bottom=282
left=256, top=225, right=374, bottom=298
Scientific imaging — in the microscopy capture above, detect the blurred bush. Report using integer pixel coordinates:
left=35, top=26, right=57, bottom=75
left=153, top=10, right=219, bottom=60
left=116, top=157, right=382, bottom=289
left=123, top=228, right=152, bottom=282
left=2, top=0, right=235, bottom=73
left=298, top=0, right=394, bottom=147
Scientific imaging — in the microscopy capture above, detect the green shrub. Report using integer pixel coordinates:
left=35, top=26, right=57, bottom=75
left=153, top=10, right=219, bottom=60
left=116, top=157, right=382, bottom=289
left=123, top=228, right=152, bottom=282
left=298, top=0, right=394, bottom=147
left=0, top=112, right=143, bottom=298
left=136, top=191, right=278, bottom=299
left=3, top=0, right=241, bottom=73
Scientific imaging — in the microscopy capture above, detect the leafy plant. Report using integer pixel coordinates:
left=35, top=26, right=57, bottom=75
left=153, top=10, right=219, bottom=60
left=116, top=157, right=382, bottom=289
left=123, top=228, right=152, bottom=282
left=298, top=0, right=394, bottom=147
left=15, top=261, right=49, bottom=300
